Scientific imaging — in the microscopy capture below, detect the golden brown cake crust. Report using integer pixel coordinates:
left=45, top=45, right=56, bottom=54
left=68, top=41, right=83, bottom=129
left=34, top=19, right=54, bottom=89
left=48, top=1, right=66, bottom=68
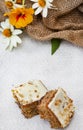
left=15, top=101, right=39, bottom=118
left=21, top=101, right=39, bottom=118
left=12, top=89, right=39, bottom=118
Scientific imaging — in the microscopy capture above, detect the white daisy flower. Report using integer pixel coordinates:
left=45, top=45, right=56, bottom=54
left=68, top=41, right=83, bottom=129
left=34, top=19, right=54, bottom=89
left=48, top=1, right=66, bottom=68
left=5, top=0, right=25, bottom=9
left=0, top=19, right=22, bottom=51
left=30, top=0, right=53, bottom=17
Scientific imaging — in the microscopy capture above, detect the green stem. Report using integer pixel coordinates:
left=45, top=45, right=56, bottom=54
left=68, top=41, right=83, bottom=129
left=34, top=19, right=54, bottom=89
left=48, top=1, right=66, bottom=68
left=22, top=0, right=25, bottom=5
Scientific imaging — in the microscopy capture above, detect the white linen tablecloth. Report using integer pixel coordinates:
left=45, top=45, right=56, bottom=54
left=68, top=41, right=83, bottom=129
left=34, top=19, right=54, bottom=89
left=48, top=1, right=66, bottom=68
left=0, top=33, right=83, bottom=130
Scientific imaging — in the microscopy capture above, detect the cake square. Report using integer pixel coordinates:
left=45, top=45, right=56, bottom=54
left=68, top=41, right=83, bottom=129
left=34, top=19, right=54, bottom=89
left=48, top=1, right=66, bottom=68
left=12, top=80, right=48, bottom=118
left=37, top=88, right=75, bottom=128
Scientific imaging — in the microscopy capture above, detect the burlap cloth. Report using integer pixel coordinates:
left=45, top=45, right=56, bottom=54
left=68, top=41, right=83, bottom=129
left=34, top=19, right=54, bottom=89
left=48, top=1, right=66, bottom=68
left=78, top=4, right=83, bottom=12
left=0, top=0, right=83, bottom=46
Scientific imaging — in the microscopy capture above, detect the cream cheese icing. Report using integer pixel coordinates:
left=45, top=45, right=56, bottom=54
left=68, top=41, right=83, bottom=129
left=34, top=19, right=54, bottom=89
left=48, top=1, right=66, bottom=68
left=12, top=80, right=47, bottom=105
left=48, top=88, right=75, bottom=128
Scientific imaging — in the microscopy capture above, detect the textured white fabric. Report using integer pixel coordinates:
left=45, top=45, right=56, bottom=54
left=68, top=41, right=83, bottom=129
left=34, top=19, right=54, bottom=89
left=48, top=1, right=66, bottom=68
left=0, top=33, right=83, bottom=130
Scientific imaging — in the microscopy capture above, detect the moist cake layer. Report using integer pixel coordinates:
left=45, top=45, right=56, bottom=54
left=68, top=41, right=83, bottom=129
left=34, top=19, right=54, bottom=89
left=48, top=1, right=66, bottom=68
left=48, top=88, right=75, bottom=128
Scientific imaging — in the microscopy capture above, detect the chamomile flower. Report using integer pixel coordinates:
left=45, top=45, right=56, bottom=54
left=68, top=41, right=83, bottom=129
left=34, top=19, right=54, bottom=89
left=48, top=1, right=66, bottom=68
left=30, top=0, right=53, bottom=17
left=0, top=19, right=22, bottom=51
left=5, top=0, right=25, bottom=9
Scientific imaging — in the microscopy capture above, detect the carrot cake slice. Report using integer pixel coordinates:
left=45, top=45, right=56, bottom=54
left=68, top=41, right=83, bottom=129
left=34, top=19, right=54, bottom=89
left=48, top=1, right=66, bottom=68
left=38, top=88, right=75, bottom=128
left=12, top=80, right=48, bottom=118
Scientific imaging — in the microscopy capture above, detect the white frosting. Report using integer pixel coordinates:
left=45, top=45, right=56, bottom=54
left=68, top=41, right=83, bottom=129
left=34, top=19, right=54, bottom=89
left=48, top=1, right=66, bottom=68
left=12, top=80, right=47, bottom=105
left=48, top=88, right=75, bottom=127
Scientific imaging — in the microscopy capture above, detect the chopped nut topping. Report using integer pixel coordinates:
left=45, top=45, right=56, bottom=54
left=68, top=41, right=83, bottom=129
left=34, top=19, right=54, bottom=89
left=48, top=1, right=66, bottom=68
left=55, top=99, right=62, bottom=106
left=34, top=90, right=37, bottom=92
left=37, top=95, right=39, bottom=98
left=18, top=93, right=24, bottom=98
left=20, top=84, right=23, bottom=87
left=28, top=81, right=33, bottom=85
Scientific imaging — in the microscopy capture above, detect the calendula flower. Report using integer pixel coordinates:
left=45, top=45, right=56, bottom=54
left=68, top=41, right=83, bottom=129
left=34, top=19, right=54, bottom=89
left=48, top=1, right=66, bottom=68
left=5, top=0, right=25, bottom=9
left=0, top=19, right=22, bottom=51
left=30, top=0, right=53, bottom=17
left=5, top=8, right=34, bottom=28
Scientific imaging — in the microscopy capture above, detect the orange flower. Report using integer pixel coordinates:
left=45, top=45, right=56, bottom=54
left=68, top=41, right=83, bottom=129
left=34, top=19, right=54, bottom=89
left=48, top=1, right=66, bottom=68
left=5, top=8, right=34, bottom=28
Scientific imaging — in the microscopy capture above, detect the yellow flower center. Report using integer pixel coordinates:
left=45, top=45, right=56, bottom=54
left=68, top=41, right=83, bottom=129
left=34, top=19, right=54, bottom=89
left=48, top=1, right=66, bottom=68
left=5, top=1, right=13, bottom=9
left=3, top=29, right=12, bottom=37
left=38, top=0, right=46, bottom=7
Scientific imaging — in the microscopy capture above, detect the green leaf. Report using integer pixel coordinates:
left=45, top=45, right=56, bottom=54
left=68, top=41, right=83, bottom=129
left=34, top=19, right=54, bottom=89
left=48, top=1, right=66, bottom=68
left=51, top=38, right=61, bottom=55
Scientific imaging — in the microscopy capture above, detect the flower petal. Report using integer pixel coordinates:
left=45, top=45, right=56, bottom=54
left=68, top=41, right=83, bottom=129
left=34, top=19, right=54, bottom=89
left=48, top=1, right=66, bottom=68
left=48, top=0, right=53, bottom=2
left=4, top=37, right=10, bottom=45
left=10, top=25, right=14, bottom=32
left=14, top=4, right=24, bottom=8
left=30, top=0, right=38, bottom=2
left=8, top=43, right=14, bottom=51
left=15, top=36, right=22, bottom=44
left=46, top=2, right=53, bottom=8
left=35, top=7, right=42, bottom=15
left=10, top=38, right=17, bottom=47
left=1, top=19, right=10, bottom=29
left=1, top=21, right=7, bottom=29
left=5, top=41, right=10, bottom=49
left=42, top=7, right=48, bottom=17
left=32, top=3, right=39, bottom=9
left=5, top=19, right=10, bottom=25
left=13, top=30, right=22, bottom=35
left=12, top=35, right=22, bottom=44
left=4, top=38, right=10, bottom=49
left=0, top=28, right=3, bottom=32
